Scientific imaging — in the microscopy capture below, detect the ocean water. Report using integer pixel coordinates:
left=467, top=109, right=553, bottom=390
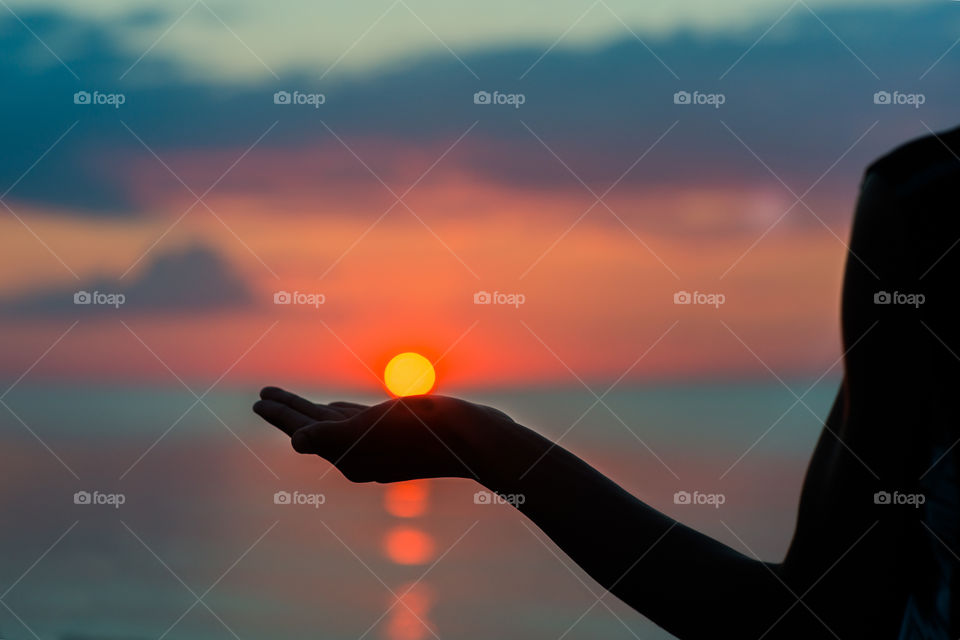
left=0, top=380, right=840, bottom=639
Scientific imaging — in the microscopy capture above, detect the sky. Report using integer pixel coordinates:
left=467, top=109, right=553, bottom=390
left=0, top=0, right=912, bottom=79
left=1, top=0, right=958, bottom=390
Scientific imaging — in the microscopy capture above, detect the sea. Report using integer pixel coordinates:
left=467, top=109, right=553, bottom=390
left=0, top=380, right=840, bottom=639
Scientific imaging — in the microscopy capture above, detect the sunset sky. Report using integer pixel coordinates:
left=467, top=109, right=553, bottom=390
left=2, top=0, right=958, bottom=390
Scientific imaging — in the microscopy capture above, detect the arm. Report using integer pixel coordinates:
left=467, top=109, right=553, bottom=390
left=254, top=388, right=801, bottom=638
left=477, top=419, right=796, bottom=638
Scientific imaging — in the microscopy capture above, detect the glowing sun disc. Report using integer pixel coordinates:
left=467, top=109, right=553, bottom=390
left=384, top=352, right=436, bottom=397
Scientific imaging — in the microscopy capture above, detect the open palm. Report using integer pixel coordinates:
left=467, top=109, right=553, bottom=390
left=253, top=386, right=510, bottom=483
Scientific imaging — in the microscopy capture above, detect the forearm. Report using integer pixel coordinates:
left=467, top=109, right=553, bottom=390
left=471, top=419, right=796, bottom=638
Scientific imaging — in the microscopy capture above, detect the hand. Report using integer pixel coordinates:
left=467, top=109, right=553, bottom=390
left=253, top=387, right=515, bottom=483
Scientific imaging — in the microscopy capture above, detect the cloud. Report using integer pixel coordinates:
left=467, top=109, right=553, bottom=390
left=0, top=244, right=253, bottom=316
left=1, top=3, right=958, bottom=217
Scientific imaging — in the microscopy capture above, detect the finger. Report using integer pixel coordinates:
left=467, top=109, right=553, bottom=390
left=328, top=401, right=369, bottom=416
left=291, top=419, right=354, bottom=458
left=329, top=401, right=367, bottom=409
left=253, top=399, right=315, bottom=436
left=260, top=386, right=345, bottom=421
left=292, top=401, right=400, bottom=456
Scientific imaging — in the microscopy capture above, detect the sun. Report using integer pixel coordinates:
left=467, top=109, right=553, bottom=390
left=384, top=352, right=436, bottom=397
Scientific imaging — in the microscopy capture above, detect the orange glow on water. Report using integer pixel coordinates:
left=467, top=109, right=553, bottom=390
left=384, top=481, right=430, bottom=518
left=384, top=582, right=435, bottom=640
left=383, top=526, right=435, bottom=565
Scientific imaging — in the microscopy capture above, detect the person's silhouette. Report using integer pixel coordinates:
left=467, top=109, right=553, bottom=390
left=254, top=127, right=960, bottom=639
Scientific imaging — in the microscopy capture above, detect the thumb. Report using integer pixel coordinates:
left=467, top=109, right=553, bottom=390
left=291, top=419, right=352, bottom=457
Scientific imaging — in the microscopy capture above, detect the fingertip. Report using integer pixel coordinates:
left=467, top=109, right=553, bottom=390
left=291, top=428, right=312, bottom=454
left=260, top=386, right=284, bottom=400
left=252, top=400, right=264, bottom=415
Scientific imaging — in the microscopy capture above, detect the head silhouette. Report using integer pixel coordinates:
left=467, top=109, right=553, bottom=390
left=841, top=133, right=960, bottom=453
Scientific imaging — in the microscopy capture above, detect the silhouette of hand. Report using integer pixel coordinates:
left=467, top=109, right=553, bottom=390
left=253, top=386, right=514, bottom=483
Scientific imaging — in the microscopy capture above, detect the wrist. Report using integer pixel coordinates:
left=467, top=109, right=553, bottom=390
left=459, top=412, right=543, bottom=493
